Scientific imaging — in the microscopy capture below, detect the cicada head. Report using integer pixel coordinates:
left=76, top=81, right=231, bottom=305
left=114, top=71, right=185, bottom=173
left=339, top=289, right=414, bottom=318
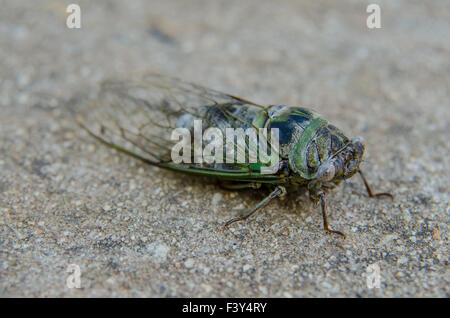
left=316, top=136, right=365, bottom=182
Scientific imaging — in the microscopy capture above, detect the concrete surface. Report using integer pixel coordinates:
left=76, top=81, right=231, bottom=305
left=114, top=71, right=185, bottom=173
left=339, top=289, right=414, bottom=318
left=0, top=0, right=448, bottom=297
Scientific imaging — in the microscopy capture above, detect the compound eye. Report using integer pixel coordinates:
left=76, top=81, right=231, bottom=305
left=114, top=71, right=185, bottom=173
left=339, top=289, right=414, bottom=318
left=352, top=136, right=365, bottom=147
left=317, top=162, right=336, bottom=182
left=351, top=137, right=366, bottom=154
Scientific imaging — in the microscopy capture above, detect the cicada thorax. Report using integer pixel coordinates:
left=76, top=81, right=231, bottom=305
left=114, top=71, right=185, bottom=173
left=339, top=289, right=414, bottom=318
left=264, top=106, right=350, bottom=180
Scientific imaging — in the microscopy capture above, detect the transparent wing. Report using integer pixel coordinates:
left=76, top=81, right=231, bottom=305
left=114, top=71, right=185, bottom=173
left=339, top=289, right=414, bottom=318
left=77, top=74, right=285, bottom=182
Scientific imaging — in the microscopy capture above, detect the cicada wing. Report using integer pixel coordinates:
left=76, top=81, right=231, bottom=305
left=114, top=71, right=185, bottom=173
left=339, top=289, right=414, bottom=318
left=77, top=74, right=283, bottom=181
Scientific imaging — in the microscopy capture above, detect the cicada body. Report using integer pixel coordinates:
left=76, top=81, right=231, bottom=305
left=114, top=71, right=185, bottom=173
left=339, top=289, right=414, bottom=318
left=78, top=74, right=392, bottom=237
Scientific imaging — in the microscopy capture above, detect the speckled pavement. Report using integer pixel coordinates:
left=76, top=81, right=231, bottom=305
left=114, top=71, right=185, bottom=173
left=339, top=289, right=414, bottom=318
left=0, top=0, right=448, bottom=297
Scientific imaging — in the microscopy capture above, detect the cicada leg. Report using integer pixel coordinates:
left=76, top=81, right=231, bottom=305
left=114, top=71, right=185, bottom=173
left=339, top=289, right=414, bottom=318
left=358, top=170, right=394, bottom=200
left=319, top=193, right=346, bottom=238
left=224, top=186, right=286, bottom=227
left=219, top=181, right=262, bottom=190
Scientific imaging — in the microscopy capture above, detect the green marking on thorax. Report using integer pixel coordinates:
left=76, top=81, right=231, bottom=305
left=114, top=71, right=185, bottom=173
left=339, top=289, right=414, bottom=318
left=289, top=117, right=328, bottom=179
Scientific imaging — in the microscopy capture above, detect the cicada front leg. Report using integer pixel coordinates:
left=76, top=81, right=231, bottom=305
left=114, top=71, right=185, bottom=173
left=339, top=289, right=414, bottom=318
left=358, top=170, right=394, bottom=200
left=224, top=186, right=286, bottom=227
left=318, top=193, right=346, bottom=239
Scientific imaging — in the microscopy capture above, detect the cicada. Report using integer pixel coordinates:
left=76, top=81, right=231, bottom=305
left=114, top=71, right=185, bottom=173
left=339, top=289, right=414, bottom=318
left=78, top=74, right=392, bottom=238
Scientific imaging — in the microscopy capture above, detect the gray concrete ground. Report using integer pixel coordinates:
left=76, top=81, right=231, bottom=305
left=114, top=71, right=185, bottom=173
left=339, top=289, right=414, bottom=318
left=0, top=0, right=448, bottom=297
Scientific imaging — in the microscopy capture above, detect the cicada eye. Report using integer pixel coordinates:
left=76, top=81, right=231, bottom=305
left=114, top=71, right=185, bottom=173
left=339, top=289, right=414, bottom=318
left=351, top=136, right=365, bottom=145
left=351, top=136, right=365, bottom=153
left=317, top=162, right=336, bottom=182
